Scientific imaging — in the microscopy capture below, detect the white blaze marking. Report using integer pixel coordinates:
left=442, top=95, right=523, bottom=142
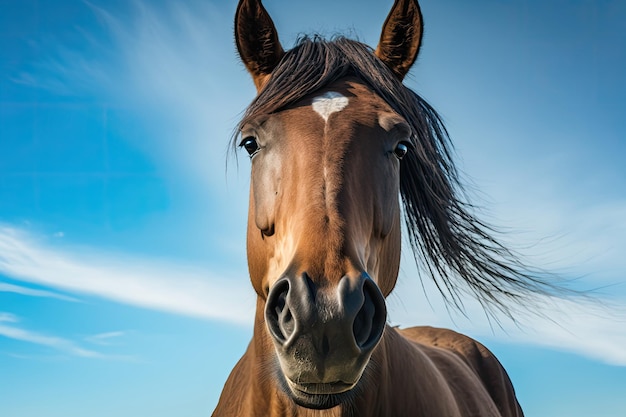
left=312, top=92, right=349, bottom=122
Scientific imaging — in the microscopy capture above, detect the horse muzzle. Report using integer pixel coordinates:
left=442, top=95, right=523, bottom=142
left=265, top=272, right=386, bottom=408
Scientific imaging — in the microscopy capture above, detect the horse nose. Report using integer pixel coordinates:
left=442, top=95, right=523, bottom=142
left=265, top=273, right=386, bottom=354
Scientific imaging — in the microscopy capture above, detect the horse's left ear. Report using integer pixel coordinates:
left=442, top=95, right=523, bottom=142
left=375, top=0, right=423, bottom=80
left=235, top=0, right=285, bottom=91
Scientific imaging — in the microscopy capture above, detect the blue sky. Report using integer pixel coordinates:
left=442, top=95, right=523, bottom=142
left=1, top=0, right=625, bottom=415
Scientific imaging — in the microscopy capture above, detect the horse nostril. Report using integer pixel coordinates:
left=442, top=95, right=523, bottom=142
left=266, top=279, right=294, bottom=344
left=353, top=296, right=374, bottom=347
left=353, top=279, right=387, bottom=350
left=278, top=293, right=295, bottom=338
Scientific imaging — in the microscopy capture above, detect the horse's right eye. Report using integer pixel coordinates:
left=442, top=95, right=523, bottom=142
left=240, top=137, right=260, bottom=156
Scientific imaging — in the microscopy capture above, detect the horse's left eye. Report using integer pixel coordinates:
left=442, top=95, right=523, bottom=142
left=240, top=137, right=260, bottom=156
left=393, top=142, right=410, bottom=160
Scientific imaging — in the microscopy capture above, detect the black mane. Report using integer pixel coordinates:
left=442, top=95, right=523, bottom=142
left=235, top=36, right=565, bottom=319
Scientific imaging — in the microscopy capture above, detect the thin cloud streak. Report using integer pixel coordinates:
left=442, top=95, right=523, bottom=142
left=0, top=312, right=19, bottom=323
left=0, top=282, right=81, bottom=303
left=0, top=319, right=102, bottom=358
left=0, top=225, right=254, bottom=325
left=85, top=331, right=127, bottom=346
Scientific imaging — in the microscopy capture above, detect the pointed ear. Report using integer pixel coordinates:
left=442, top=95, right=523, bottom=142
left=235, top=0, right=285, bottom=91
left=375, top=0, right=423, bottom=80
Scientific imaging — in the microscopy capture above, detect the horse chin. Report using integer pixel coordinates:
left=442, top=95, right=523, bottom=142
left=291, top=392, right=346, bottom=410
left=288, top=383, right=352, bottom=410
left=282, top=377, right=357, bottom=410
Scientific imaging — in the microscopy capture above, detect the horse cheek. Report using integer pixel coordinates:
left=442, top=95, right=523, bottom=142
left=248, top=159, right=282, bottom=296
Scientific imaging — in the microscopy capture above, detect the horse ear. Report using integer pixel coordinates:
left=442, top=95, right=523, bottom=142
left=235, top=0, right=285, bottom=91
left=375, top=0, right=423, bottom=80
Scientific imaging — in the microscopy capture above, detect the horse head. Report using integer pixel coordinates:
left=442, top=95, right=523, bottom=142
left=235, top=0, right=423, bottom=409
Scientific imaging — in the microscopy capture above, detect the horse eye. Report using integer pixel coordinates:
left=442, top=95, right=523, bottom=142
left=240, top=137, right=260, bottom=156
left=393, top=142, right=410, bottom=160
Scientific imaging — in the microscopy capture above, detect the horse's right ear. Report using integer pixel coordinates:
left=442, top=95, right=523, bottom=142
left=235, top=0, right=285, bottom=91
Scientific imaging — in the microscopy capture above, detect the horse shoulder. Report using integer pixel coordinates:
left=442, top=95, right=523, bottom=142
left=399, top=326, right=524, bottom=417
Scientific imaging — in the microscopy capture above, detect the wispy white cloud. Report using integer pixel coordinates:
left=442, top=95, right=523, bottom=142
left=19, top=0, right=249, bottom=189
left=473, top=168, right=626, bottom=288
left=388, top=258, right=626, bottom=366
left=496, top=298, right=626, bottom=366
left=0, top=312, right=19, bottom=323
left=85, top=331, right=128, bottom=346
left=0, top=316, right=102, bottom=358
left=0, top=282, right=80, bottom=303
left=2, top=221, right=624, bottom=365
left=0, top=225, right=254, bottom=325
left=0, top=313, right=137, bottom=361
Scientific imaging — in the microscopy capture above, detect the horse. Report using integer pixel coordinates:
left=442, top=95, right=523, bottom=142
left=213, top=0, right=551, bottom=415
